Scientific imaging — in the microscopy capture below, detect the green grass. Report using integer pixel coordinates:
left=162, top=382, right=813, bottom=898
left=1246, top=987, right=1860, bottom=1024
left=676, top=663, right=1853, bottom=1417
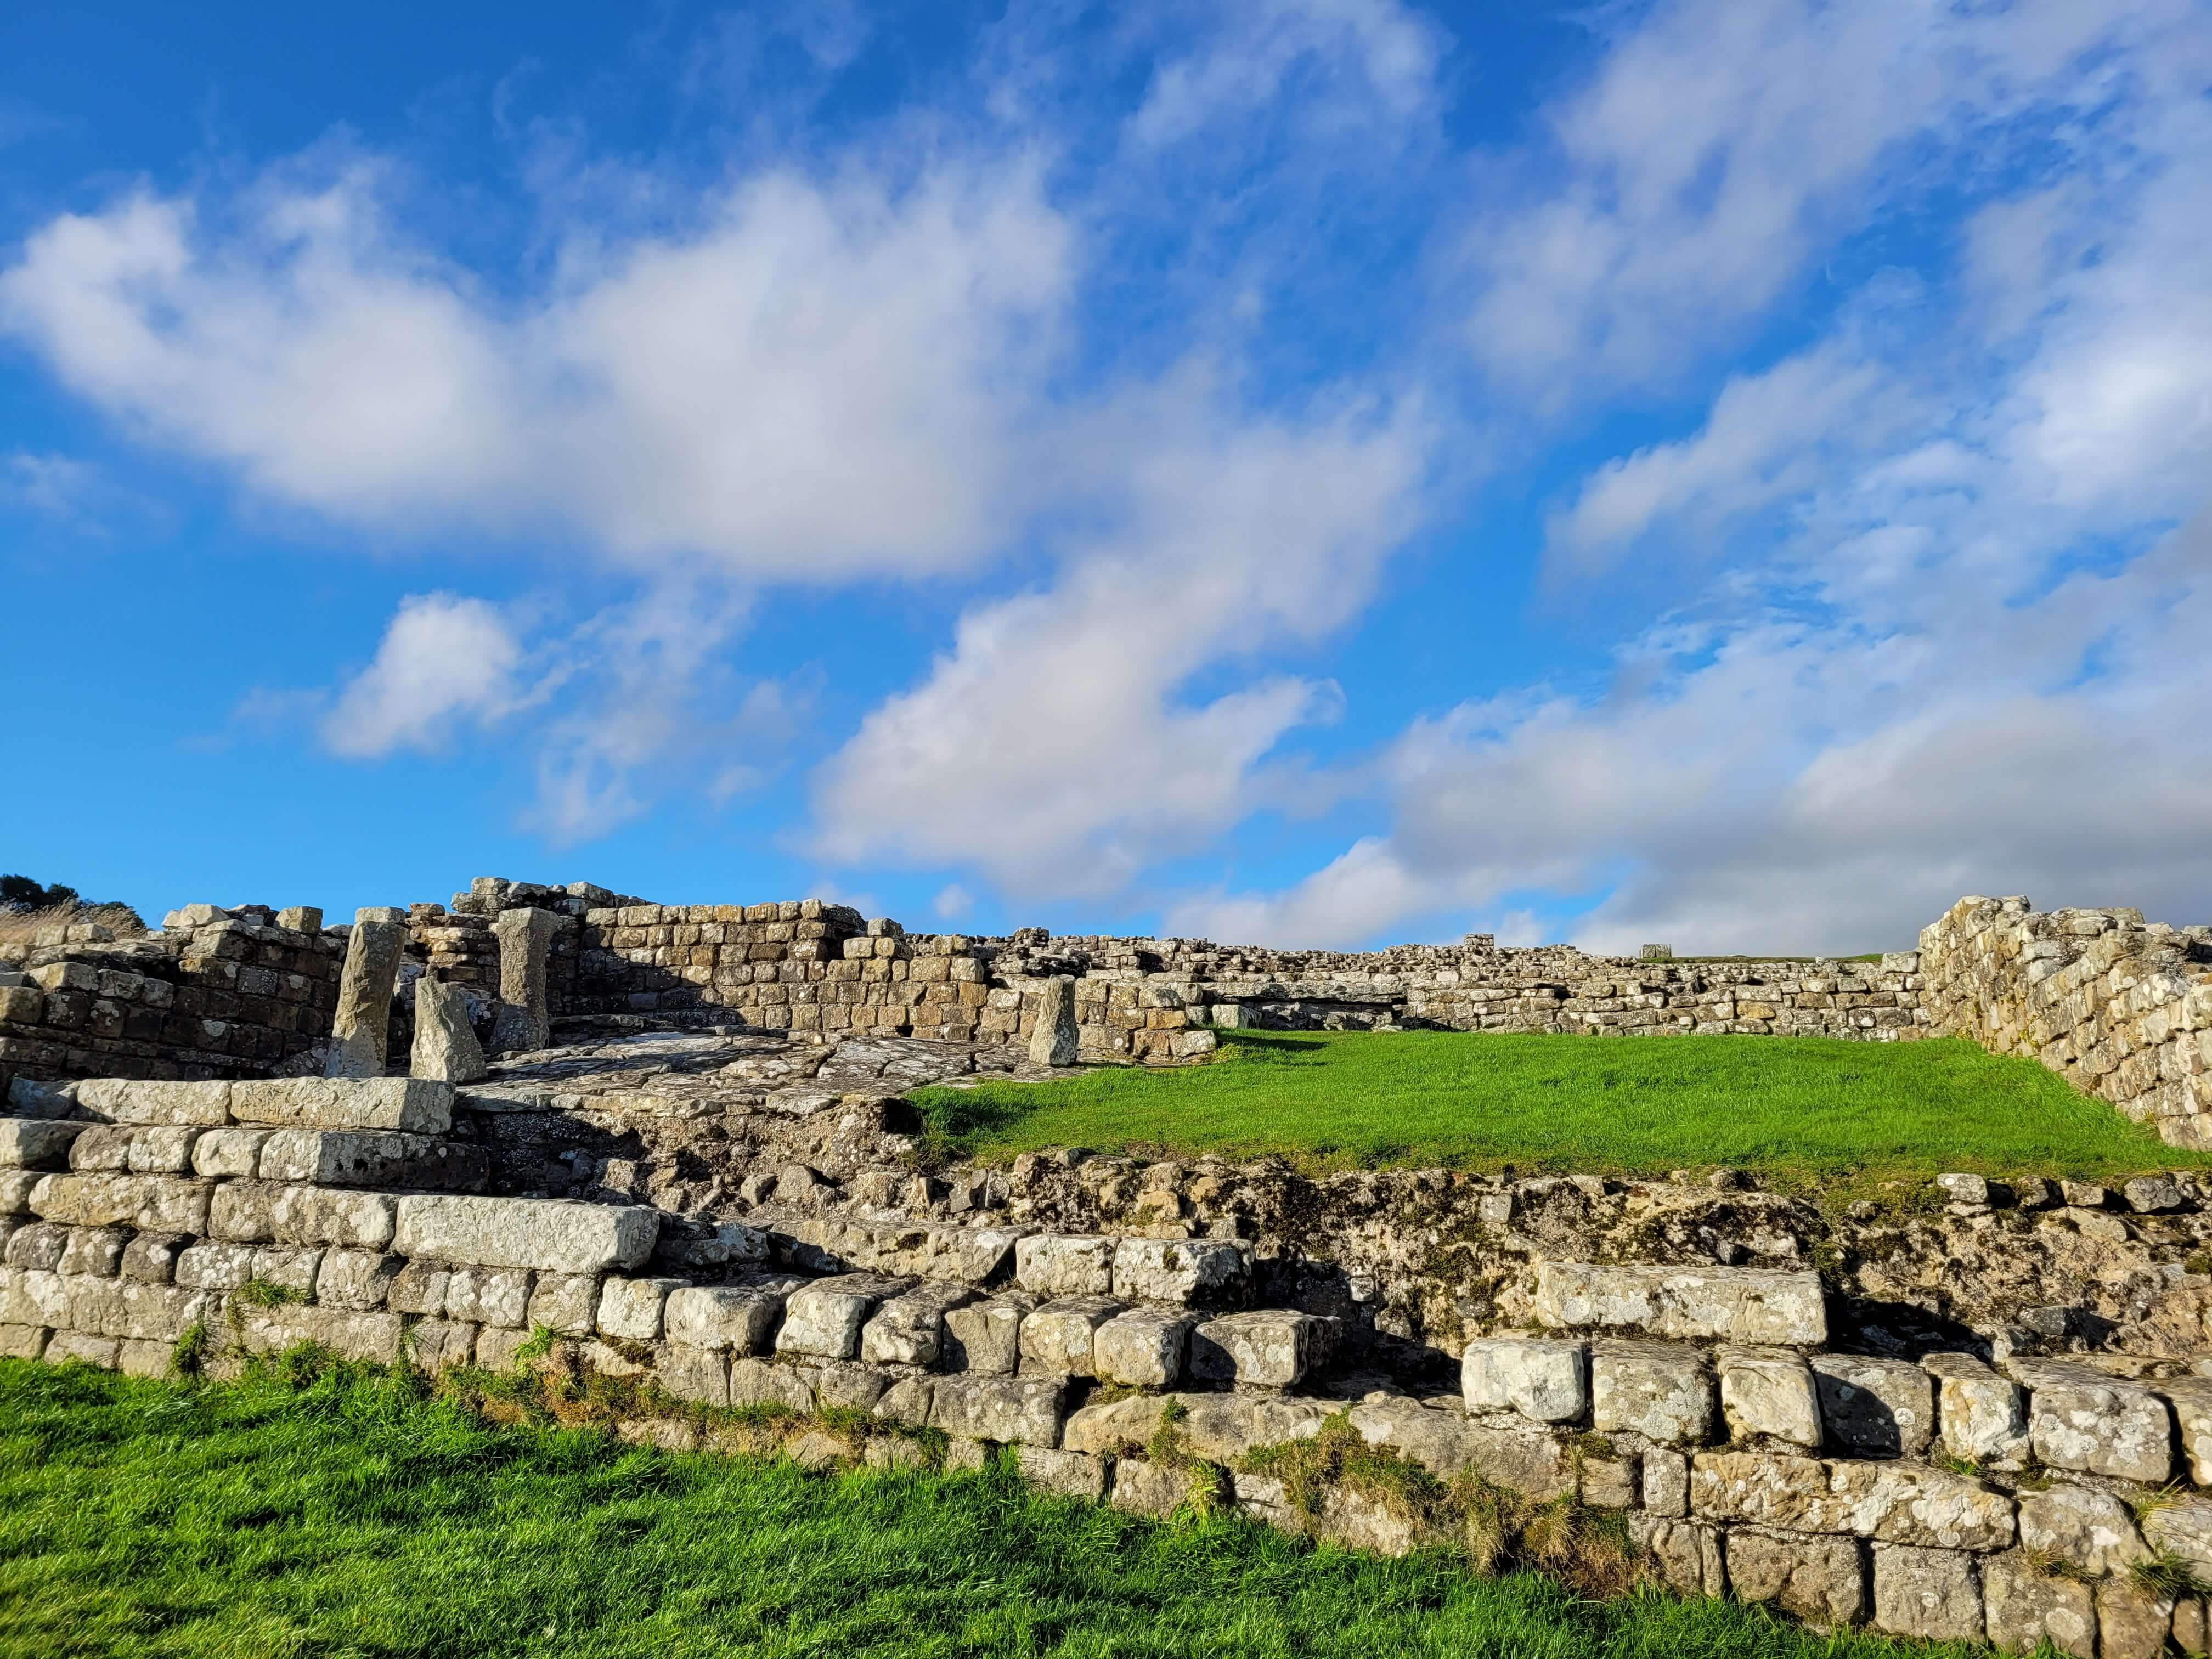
left=915, top=1030, right=2209, bottom=1193
left=0, top=1358, right=1967, bottom=1659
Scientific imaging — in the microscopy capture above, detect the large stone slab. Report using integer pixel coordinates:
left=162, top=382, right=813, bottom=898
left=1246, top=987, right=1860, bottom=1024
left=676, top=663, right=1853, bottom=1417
left=1533, top=1261, right=1826, bottom=1345
left=1028, top=976, right=1078, bottom=1066
left=256, top=1130, right=486, bottom=1192
left=72, top=1080, right=232, bottom=1127
left=490, top=907, right=557, bottom=1053
left=231, top=1078, right=455, bottom=1135
left=28, top=1173, right=212, bottom=1234
left=1347, top=1397, right=1576, bottom=1500
left=392, top=1195, right=659, bottom=1274
left=1690, top=1451, right=2015, bottom=1551
left=2017, top=1482, right=2149, bottom=1577
left=1014, top=1234, right=1115, bottom=1297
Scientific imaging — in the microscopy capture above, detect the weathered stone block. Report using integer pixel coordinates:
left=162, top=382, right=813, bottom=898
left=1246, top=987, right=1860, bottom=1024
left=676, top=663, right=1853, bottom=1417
left=59, top=1227, right=126, bottom=1277
left=1019, top=1296, right=1124, bottom=1377
left=444, top=1267, right=533, bottom=1327
left=1871, top=1543, right=1982, bottom=1642
left=269, top=1186, right=398, bottom=1250
left=234, top=1305, right=404, bottom=1364
left=2098, top=1577, right=2177, bottom=1659
left=175, top=1242, right=258, bottom=1291
left=859, top=1282, right=972, bottom=1367
left=1188, top=1310, right=1332, bottom=1387
left=407, top=1318, right=477, bottom=1371
left=30, top=1173, right=212, bottom=1234
left=776, top=1274, right=913, bottom=1360
left=1825, top=1460, right=2017, bottom=1551
left=596, top=1276, right=680, bottom=1341
left=125, top=1127, right=203, bottom=1175
left=1983, top=1551, right=2096, bottom=1657
left=1925, top=1351, right=2030, bottom=1467
left=1590, top=1339, right=1712, bottom=1444
left=491, top=907, right=557, bottom=1053
left=660, top=1344, right=730, bottom=1407
left=665, top=1285, right=785, bottom=1355
left=2160, top=1376, right=2212, bottom=1486
left=1460, top=1336, right=1588, bottom=1424
left=44, top=1330, right=121, bottom=1368
left=1028, top=977, right=1079, bottom=1068
left=943, top=1296, right=1032, bottom=1375
left=190, top=1128, right=271, bottom=1180
left=2018, top=1482, right=2149, bottom=1578
left=232, top=1078, right=455, bottom=1135
left=527, top=1273, right=601, bottom=1335
left=1532, top=1261, right=1826, bottom=1345
left=1724, top=1526, right=1866, bottom=1630
left=120, top=1232, right=187, bottom=1284
left=1812, top=1354, right=1934, bottom=1458
left=410, top=977, right=488, bottom=1084
left=929, top=1374, right=1066, bottom=1447
left=1628, top=1515, right=1726, bottom=1596
left=316, top=1249, right=402, bottom=1310
left=1346, top=1396, right=1575, bottom=1499
left=729, top=1356, right=815, bottom=1413
left=73, top=1080, right=232, bottom=1127
left=1109, top=1457, right=1190, bottom=1519
left=1109, top=1238, right=1246, bottom=1307
left=325, top=917, right=405, bottom=1077
left=2145, top=1499, right=2212, bottom=1581
left=0, top=1324, right=47, bottom=1360
left=1014, top=1234, right=1115, bottom=1297
left=1093, top=1310, right=1194, bottom=1388
left=1643, top=1447, right=1689, bottom=1516
left=1018, top=1444, right=1107, bottom=1501
left=392, top=1195, right=659, bottom=1274
left=0, top=1119, right=83, bottom=1170
left=250, top=1245, right=324, bottom=1299
left=256, top=1129, right=486, bottom=1192
left=2013, top=1359, right=2175, bottom=1484
left=1718, top=1348, right=1821, bottom=1446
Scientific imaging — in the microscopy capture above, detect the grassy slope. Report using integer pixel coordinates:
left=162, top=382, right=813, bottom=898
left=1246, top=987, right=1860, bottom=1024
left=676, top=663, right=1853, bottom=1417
left=0, top=1359, right=1963, bottom=1659
left=915, top=1030, right=2209, bottom=1190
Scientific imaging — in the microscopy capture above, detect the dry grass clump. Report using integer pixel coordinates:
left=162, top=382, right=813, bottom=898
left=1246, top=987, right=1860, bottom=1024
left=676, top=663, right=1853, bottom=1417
left=0, top=901, right=147, bottom=949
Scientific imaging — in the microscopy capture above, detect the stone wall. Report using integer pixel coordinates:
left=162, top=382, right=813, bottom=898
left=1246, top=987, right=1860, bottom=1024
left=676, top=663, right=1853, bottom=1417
left=0, top=906, right=338, bottom=1086
left=567, top=901, right=1929, bottom=1063
left=1920, top=897, right=2212, bottom=1150
left=11, top=1065, right=2212, bottom=1650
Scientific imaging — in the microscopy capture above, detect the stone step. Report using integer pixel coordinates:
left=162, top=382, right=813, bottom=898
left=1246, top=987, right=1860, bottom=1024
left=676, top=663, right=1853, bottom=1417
left=65, top=1077, right=456, bottom=1136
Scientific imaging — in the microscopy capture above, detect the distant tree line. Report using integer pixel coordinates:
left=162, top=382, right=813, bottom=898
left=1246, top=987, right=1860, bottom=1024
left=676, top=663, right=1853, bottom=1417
left=1, top=874, right=119, bottom=913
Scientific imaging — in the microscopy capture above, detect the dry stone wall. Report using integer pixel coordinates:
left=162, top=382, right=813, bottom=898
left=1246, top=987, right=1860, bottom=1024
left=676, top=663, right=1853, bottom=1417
left=1920, top=896, right=2212, bottom=1150
left=13, top=1064, right=2212, bottom=1651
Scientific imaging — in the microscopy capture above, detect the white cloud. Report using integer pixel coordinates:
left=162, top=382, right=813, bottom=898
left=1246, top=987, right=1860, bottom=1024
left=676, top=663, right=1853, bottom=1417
left=932, top=883, right=974, bottom=922
left=0, top=153, right=1071, bottom=582
left=0, top=450, right=94, bottom=520
left=1126, top=0, right=1443, bottom=151
left=1457, top=0, right=2194, bottom=406
left=808, top=382, right=1430, bottom=899
left=320, top=593, right=525, bottom=759
left=1180, top=3, right=2212, bottom=951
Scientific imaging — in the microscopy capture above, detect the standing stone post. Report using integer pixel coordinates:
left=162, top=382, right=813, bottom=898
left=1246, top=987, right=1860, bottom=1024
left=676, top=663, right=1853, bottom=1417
left=324, top=907, right=408, bottom=1078
left=412, top=975, right=488, bottom=1084
left=490, top=906, right=557, bottom=1054
left=1028, top=975, right=1080, bottom=1068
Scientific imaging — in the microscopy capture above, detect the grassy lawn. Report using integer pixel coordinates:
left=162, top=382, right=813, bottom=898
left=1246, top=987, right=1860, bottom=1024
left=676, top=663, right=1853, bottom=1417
left=915, top=1030, right=2210, bottom=1191
left=0, top=1359, right=1962, bottom=1659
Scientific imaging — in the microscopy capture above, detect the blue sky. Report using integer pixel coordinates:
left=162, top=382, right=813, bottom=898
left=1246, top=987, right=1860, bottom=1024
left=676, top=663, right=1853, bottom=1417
left=3, top=1, right=2208, bottom=952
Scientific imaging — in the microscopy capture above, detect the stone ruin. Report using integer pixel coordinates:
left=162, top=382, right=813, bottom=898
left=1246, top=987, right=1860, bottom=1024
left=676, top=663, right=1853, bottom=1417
left=3, top=876, right=2211, bottom=1652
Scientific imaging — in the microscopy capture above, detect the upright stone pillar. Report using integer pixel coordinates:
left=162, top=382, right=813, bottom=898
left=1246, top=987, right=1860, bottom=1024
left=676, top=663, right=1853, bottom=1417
left=412, top=975, right=488, bottom=1084
left=490, top=906, right=557, bottom=1054
left=325, top=907, right=408, bottom=1078
left=1028, top=975, right=1080, bottom=1067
